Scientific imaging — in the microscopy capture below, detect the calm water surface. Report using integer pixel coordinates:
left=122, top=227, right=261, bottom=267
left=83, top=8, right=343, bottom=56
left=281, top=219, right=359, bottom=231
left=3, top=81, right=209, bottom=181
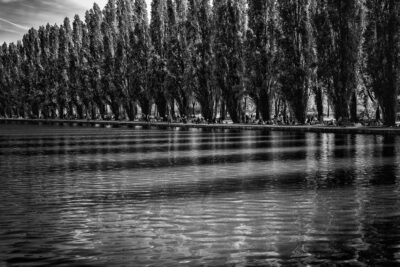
left=1, top=124, right=400, bottom=266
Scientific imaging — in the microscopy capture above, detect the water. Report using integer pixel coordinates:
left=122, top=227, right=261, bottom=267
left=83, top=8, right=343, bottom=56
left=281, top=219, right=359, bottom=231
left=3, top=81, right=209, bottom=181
left=1, top=124, right=400, bottom=266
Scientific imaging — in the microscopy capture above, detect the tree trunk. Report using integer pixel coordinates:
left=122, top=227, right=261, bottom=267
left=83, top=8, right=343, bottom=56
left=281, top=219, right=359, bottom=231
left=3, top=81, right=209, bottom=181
left=7, top=106, right=12, bottom=118
left=333, top=98, right=350, bottom=122
left=226, top=97, right=241, bottom=123
left=31, top=102, right=40, bottom=119
left=220, top=100, right=226, bottom=121
left=51, top=107, right=57, bottom=119
left=170, top=99, right=176, bottom=119
left=155, top=95, right=167, bottom=119
left=381, top=95, right=397, bottom=126
left=0, top=105, right=5, bottom=118
left=139, top=99, right=151, bottom=117
left=199, top=100, right=213, bottom=122
left=259, top=92, right=271, bottom=122
left=315, top=87, right=324, bottom=122
left=76, top=105, right=84, bottom=120
left=350, top=92, right=358, bottom=123
left=283, top=102, right=288, bottom=123
left=91, top=104, right=97, bottom=120
left=255, top=98, right=260, bottom=120
left=97, top=104, right=106, bottom=120
left=125, top=102, right=135, bottom=121
left=41, top=106, right=49, bottom=119
left=111, top=102, right=121, bottom=121
left=376, top=106, right=381, bottom=121
left=58, top=103, right=65, bottom=119
left=275, top=98, right=281, bottom=118
left=66, top=102, right=73, bottom=119
left=213, top=95, right=219, bottom=120
left=177, top=93, right=190, bottom=118
left=289, top=93, right=307, bottom=124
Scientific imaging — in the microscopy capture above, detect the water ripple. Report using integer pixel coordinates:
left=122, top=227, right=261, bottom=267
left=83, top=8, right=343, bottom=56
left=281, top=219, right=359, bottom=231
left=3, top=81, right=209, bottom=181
left=1, top=124, right=400, bottom=266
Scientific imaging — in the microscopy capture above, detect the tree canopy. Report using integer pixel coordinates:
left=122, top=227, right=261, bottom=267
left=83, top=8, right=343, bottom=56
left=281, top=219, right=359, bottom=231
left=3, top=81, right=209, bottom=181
left=0, top=0, right=398, bottom=125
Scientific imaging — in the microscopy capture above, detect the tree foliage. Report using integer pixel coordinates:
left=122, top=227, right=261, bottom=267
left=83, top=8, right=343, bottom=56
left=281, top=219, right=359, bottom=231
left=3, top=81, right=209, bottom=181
left=278, top=0, right=315, bottom=124
left=0, top=0, right=398, bottom=125
left=214, top=0, right=246, bottom=123
left=314, top=0, right=363, bottom=122
left=246, top=0, right=279, bottom=121
left=364, top=0, right=400, bottom=126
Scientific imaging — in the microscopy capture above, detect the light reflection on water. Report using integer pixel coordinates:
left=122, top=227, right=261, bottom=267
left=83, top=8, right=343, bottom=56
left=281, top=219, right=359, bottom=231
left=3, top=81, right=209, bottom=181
left=1, top=124, right=400, bottom=266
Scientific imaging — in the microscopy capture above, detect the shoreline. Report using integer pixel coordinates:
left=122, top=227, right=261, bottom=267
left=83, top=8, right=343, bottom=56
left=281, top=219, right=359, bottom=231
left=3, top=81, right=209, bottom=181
left=1, top=118, right=400, bottom=135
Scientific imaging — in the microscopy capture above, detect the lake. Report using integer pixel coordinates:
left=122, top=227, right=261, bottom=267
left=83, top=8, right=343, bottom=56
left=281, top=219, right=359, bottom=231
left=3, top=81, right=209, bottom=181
left=1, top=123, right=400, bottom=266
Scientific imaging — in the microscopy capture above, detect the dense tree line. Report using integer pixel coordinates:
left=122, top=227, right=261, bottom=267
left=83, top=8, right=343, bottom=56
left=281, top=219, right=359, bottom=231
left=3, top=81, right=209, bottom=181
left=0, top=0, right=399, bottom=125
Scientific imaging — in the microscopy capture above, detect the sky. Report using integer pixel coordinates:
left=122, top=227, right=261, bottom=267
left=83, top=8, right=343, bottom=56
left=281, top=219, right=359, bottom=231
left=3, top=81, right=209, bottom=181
left=0, top=0, right=151, bottom=44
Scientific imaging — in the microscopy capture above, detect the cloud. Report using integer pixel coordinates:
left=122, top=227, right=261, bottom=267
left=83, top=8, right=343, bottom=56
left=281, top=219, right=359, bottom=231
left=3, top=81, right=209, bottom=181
left=1, top=28, right=21, bottom=34
left=0, top=0, right=95, bottom=42
left=0, top=0, right=25, bottom=2
left=0, top=0, right=150, bottom=43
left=0, top=17, right=29, bottom=30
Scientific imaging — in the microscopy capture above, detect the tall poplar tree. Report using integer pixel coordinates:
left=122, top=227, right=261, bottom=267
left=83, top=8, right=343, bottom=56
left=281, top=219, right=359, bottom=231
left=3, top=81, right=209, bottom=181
left=57, top=25, right=67, bottom=118
left=314, top=0, right=362, bottom=122
left=102, top=0, right=121, bottom=120
left=3, top=44, right=13, bottom=116
left=0, top=46, right=5, bottom=117
left=48, top=25, right=60, bottom=118
left=130, top=0, right=152, bottom=117
left=63, top=18, right=75, bottom=117
left=71, top=15, right=84, bottom=119
left=246, top=0, right=280, bottom=121
left=191, top=0, right=217, bottom=121
left=150, top=0, right=168, bottom=118
left=38, top=25, right=51, bottom=118
left=22, top=28, right=42, bottom=118
left=214, top=0, right=246, bottom=123
left=364, top=1, right=400, bottom=126
left=86, top=4, right=106, bottom=119
left=0, top=44, right=9, bottom=117
left=58, top=19, right=73, bottom=118
left=278, top=0, right=314, bottom=124
left=165, top=0, right=191, bottom=117
left=117, top=0, right=136, bottom=120
left=79, top=23, right=93, bottom=118
left=16, top=41, right=25, bottom=117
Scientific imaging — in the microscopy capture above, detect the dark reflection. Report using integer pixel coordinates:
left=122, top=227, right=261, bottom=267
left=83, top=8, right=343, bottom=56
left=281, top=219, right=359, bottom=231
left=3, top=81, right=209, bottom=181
left=299, top=134, right=360, bottom=265
left=85, top=172, right=312, bottom=203
left=1, top=125, right=400, bottom=266
left=1, top=143, right=340, bottom=175
left=358, top=136, right=400, bottom=266
left=370, top=135, right=397, bottom=186
left=329, top=134, right=357, bottom=187
left=0, top=135, right=285, bottom=153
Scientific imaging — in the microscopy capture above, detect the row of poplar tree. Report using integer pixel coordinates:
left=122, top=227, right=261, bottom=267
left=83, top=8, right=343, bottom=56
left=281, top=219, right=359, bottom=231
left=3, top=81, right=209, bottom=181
left=0, top=0, right=399, bottom=125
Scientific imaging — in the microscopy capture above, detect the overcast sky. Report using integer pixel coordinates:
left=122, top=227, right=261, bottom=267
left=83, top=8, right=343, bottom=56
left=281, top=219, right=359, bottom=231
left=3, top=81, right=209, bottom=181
left=0, top=0, right=151, bottom=44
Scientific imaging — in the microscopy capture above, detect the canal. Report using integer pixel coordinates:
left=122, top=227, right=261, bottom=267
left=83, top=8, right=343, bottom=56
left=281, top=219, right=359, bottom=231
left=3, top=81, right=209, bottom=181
left=0, top=124, right=400, bottom=266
